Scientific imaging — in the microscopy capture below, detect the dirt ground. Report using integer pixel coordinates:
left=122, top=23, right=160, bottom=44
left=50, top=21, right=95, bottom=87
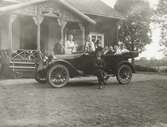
left=0, top=73, right=167, bottom=127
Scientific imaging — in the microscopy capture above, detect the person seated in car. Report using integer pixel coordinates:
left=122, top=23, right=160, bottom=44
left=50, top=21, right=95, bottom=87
left=85, top=35, right=95, bottom=53
left=114, top=41, right=129, bottom=55
left=118, top=41, right=129, bottom=53
left=104, top=46, right=115, bottom=55
left=114, top=45, right=121, bottom=55
left=103, top=46, right=109, bottom=54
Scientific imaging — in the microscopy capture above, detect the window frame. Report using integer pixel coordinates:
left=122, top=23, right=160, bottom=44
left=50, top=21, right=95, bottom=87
left=89, top=32, right=104, bottom=47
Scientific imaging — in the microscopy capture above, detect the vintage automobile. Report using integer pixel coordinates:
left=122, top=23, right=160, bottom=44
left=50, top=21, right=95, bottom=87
left=34, top=51, right=138, bottom=88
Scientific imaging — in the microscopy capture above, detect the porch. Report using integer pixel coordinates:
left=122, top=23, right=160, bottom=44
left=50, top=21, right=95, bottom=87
left=10, top=15, right=86, bottom=55
left=0, top=0, right=96, bottom=58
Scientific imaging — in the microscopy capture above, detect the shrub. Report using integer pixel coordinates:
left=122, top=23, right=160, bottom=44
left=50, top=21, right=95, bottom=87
left=135, top=65, right=158, bottom=72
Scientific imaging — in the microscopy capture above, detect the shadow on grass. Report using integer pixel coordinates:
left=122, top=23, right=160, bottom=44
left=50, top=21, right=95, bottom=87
left=33, top=79, right=120, bottom=89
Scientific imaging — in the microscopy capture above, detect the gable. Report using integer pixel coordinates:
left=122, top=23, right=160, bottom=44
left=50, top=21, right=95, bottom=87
left=64, top=0, right=125, bottom=19
left=0, top=0, right=96, bottom=24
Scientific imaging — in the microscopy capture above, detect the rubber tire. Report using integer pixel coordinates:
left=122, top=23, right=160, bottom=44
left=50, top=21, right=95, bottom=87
left=116, top=64, right=132, bottom=85
left=47, top=64, right=70, bottom=88
left=35, top=71, right=47, bottom=84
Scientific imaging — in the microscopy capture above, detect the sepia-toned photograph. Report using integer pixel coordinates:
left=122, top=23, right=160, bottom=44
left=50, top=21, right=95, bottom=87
left=0, top=0, right=166, bottom=126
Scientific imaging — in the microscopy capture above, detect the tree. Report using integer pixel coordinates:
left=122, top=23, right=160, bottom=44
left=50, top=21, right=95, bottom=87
left=156, top=0, right=167, bottom=55
left=156, top=0, right=167, bottom=15
left=114, top=0, right=152, bottom=64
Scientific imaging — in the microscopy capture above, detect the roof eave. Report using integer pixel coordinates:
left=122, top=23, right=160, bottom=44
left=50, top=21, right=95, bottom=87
left=0, top=0, right=96, bottom=24
left=0, top=0, right=46, bottom=14
left=2, top=0, right=19, bottom=3
left=82, top=11, right=126, bottom=20
left=59, top=0, right=96, bottom=24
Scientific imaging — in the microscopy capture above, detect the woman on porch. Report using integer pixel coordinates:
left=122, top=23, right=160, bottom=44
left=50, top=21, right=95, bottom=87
left=54, top=42, right=64, bottom=55
left=65, top=34, right=77, bottom=54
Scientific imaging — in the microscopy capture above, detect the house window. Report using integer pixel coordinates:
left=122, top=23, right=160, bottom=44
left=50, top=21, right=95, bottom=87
left=89, top=33, right=104, bottom=47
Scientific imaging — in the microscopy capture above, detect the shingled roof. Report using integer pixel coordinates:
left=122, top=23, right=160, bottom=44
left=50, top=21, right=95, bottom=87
left=64, top=0, right=125, bottom=19
left=0, top=0, right=125, bottom=20
left=0, top=0, right=96, bottom=24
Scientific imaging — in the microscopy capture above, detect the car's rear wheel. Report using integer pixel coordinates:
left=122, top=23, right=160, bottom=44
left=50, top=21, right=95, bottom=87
left=35, top=70, right=47, bottom=84
left=47, top=64, right=69, bottom=88
left=116, top=64, right=132, bottom=84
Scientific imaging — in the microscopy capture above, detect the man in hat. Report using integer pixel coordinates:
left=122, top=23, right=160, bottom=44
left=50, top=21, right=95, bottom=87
left=94, top=47, right=105, bottom=89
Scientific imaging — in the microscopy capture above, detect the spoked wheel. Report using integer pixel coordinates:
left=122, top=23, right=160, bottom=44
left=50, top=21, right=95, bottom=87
left=116, top=64, right=132, bottom=84
left=35, top=70, right=47, bottom=84
left=47, top=64, right=69, bottom=88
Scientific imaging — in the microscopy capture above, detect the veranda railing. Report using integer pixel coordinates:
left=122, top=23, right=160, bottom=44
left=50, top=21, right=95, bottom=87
left=10, top=49, right=41, bottom=72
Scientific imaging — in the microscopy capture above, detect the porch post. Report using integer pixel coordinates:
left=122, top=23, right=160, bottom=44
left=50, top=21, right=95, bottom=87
left=78, top=23, right=85, bottom=45
left=9, top=15, right=17, bottom=51
left=33, top=16, right=44, bottom=51
left=58, top=18, right=67, bottom=43
left=116, top=21, right=121, bottom=44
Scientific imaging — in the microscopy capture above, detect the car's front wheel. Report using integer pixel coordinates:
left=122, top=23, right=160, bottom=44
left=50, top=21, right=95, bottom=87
left=116, top=64, right=132, bottom=84
left=47, top=64, right=70, bottom=88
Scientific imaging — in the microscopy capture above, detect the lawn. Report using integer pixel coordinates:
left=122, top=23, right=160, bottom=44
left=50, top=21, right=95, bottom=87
left=0, top=73, right=166, bottom=127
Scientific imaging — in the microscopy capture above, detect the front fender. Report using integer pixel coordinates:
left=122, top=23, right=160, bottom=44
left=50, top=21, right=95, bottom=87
left=117, top=61, right=136, bottom=73
left=47, top=59, right=81, bottom=77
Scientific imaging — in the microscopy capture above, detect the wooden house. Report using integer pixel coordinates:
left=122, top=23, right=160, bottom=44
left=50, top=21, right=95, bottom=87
left=0, top=0, right=124, bottom=55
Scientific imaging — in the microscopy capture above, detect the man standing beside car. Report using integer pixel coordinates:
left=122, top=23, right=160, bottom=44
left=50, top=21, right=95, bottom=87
left=94, top=47, right=105, bottom=89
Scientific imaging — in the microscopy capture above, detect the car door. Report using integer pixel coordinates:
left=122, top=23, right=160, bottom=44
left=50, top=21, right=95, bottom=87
left=103, top=54, right=118, bottom=73
left=73, top=53, right=95, bottom=75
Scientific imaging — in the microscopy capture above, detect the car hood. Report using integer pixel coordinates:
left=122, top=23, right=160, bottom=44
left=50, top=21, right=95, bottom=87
left=53, top=53, right=84, bottom=60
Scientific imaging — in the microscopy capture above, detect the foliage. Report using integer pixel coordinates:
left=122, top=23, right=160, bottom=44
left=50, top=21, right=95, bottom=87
left=156, top=0, right=167, bottom=55
left=156, top=0, right=167, bottom=15
left=135, top=57, right=167, bottom=72
left=135, top=65, right=158, bottom=72
left=114, top=0, right=152, bottom=53
left=136, top=57, right=167, bottom=67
